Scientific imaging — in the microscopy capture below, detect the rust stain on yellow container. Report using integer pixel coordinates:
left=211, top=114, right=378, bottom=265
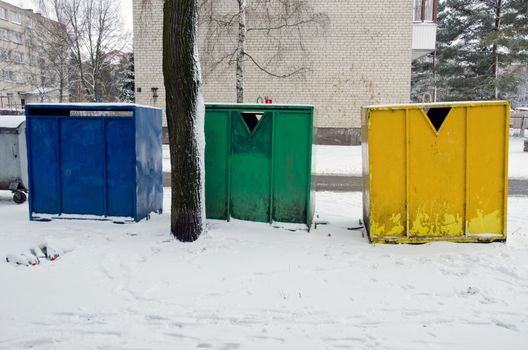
left=361, top=101, right=509, bottom=243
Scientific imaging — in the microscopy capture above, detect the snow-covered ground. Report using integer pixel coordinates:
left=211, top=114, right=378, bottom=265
left=314, top=145, right=362, bottom=176
left=509, top=137, right=528, bottom=179
left=1, top=190, right=528, bottom=349
left=164, top=136, right=528, bottom=179
left=163, top=144, right=170, bottom=173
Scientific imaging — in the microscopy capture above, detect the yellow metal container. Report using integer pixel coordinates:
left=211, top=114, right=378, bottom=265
left=362, top=101, right=509, bottom=243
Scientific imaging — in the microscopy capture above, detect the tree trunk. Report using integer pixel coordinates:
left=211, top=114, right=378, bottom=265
left=93, top=72, right=98, bottom=102
left=432, top=49, right=437, bottom=102
left=236, top=0, right=247, bottom=103
left=492, top=0, right=502, bottom=99
left=59, top=69, right=64, bottom=103
left=163, top=0, right=205, bottom=242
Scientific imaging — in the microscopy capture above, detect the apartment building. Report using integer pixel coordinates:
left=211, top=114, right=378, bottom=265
left=133, top=0, right=437, bottom=144
left=0, top=0, right=65, bottom=110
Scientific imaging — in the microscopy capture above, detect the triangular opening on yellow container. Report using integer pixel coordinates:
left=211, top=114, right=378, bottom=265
left=424, top=107, right=451, bottom=133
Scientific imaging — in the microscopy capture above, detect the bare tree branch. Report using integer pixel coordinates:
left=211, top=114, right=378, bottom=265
left=200, top=0, right=328, bottom=101
left=247, top=14, right=323, bottom=33
left=244, top=52, right=309, bottom=78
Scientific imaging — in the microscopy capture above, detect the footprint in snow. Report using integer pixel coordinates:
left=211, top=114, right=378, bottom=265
left=494, top=320, right=518, bottom=331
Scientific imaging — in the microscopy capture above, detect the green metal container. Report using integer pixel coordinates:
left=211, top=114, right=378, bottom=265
left=205, top=103, right=315, bottom=227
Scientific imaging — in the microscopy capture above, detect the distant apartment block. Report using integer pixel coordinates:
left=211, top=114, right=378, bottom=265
left=133, top=0, right=437, bottom=144
left=0, top=0, right=66, bottom=110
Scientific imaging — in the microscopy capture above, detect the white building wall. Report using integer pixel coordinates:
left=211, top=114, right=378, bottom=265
left=0, top=0, right=64, bottom=109
left=133, top=0, right=413, bottom=142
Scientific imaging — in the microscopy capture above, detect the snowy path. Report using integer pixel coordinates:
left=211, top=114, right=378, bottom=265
left=509, top=137, right=528, bottom=179
left=1, top=191, right=528, bottom=349
left=164, top=137, right=528, bottom=179
left=314, top=136, right=528, bottom=178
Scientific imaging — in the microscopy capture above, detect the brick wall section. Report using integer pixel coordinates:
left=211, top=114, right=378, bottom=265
left=133, top=2, right=165, bottom=112
left=133, top=0, right=413, bottom=129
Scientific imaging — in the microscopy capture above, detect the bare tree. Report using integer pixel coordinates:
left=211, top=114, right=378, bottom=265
left=163, top=0, right=206, bottom=241
left=34, top=11, right=72, bottom=102
left=200, top=0, right=328, bottom=102
left=40, top=0, right=129, bottom=102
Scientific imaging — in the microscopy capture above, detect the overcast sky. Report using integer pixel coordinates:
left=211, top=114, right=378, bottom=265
left=2, top=0, right=134, bottom=33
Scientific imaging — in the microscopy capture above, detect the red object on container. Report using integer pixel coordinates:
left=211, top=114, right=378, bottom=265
left=264, top=96, right=273, bottom=104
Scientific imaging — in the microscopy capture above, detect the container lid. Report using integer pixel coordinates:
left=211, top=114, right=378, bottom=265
left=25, top=103, right=160, bottom=110
left=363, top=100, right=509, bottom=109
left=0, top=115, right=25, bottom=128
left=206, top=103, right=314, bottom=111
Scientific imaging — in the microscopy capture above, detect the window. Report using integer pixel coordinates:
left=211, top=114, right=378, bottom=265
left=0, top=28, right=7, bottom=40
left=0, top=7, right=6, bottom=20
left=2, top=70, right=14, bottom=81
left=29, top=55, right=36, bottom=65
left=14, top=71, right=25, bottom=84
left=9, top=11, right=21, bottom=24
left=26, top=73, right=35, bottom=84
left=413, top=0, right=437, bottom=22
left=10, top=31, right=22, bottom=44
left=25, top=17, right=32, bottom=28
left=0, top=48, right=8, bottom=59
left=25, top=36, right=33, bottom=47
left=424, top=0, right=434, bottom=21
left=11, top=51, right=23, bottom=64
left=413, top=0, right=422, bottom=21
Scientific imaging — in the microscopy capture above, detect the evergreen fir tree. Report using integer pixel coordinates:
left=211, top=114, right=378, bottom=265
left=411, top=52, right=435, bottom=102
left=412, top=0, right=528, bottom=102
left=119, top=53, right=135, bottom=103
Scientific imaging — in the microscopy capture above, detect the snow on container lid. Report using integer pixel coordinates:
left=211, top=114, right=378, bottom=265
left=0, top=115, right=25, bottom=129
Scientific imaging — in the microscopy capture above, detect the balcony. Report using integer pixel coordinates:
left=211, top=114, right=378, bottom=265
left=412, top=0, right=438, bottom=60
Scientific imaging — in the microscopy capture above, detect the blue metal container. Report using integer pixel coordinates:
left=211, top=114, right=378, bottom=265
left=25, top=104, right=163, bottom=222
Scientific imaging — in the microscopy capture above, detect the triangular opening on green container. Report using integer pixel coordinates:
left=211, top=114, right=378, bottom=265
left=425, top=107, right=451, bottom=132
left=241, top=112, right=263, bottom=133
